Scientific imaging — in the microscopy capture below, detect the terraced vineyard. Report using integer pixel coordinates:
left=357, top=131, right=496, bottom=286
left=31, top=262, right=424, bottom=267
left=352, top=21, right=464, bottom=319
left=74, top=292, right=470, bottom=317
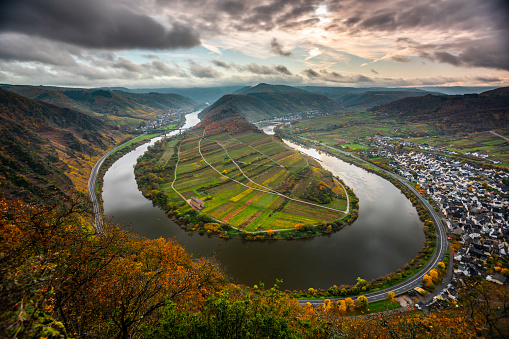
left=136, top=128, right=351, bottom=233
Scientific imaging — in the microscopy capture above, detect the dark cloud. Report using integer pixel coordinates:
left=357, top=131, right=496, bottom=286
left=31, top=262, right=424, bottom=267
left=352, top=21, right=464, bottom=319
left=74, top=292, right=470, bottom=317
left=345, top=17, right=362, bottom=27
left=391, top=55, right=411, bottom=63
left=187, top=60, right=222, bottom=78
left=433, top=52, right=461, bottom=66
left=360, top=11, right=396, bottom=29
left=211, top=60, right=231, bottom=69
left=149, top=60, right=176, bottom=74
left=217, top=1, right=245, bottom=15
left=303, top=69, right=320, bottom=78
left=398, top=37, right=509, bottom=70
left=114, top=57, right=142, bottom=72
left=475, top=76, right=501, bottom=83
left=0, top=0, right=200, bottom=50
left=237, top=63, right=293, bottom=75
left=304, top=69, right=345, bottom=80
left=319, top=70, right=343, bottom=79
left=0, top=34, right=78, bottom=66
left=270, top=38, right=292, bottom=56
left=371, top=69, right=379, bottom=74
left=303, top=68, right=375, bottom=84
left=274, top=65, right=292, bottom=75
left=356, top=75, right=373, bottom=82
left=210, top=60, right=293, bottom=76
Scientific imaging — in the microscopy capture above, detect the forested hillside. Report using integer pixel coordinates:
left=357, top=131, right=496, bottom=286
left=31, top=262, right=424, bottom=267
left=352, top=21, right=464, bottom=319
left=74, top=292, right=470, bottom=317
left=199, top=83, right=341, bottom=122
left=0, top=88, right=125, bottom=203
left=194, top=105, right=259, bottom=136
left=373, top=87, right=509, bottom=134
left=1, top=85, right=507, bottom=338
left=1, top=84, right=200, bottom=129
left=300, top=86, right=434, bottom=108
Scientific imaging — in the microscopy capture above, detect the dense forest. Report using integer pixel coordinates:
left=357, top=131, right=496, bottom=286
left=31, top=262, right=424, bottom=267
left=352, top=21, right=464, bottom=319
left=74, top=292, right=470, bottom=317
left=3, top=197, right=507, bottom=338
left=1, top=85, right=200, bottom=129
left=372, top=87, right=509, bottom=134
left=199, top=83, right=341, bottom=122
left=0, top=88, right=125, bottom=203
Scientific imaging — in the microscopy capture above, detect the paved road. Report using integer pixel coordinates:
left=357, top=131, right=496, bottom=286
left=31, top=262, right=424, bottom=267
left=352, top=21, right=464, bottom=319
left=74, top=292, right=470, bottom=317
left=490, top=130, right=509, bottom=142
left=295, top=139, right=449, bottom=305
left=87, top=134, right=146, bottom=233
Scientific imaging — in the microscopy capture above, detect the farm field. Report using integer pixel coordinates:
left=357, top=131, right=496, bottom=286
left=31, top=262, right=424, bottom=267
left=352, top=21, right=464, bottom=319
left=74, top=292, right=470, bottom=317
left=136, top=128, right=350, bottom=232
left=280, top=111, right=509, bottom=167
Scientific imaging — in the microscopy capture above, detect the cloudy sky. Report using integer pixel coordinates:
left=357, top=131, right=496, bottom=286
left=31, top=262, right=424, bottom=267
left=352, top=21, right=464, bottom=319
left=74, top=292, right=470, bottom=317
left=1, top=0, right=508, bottom=88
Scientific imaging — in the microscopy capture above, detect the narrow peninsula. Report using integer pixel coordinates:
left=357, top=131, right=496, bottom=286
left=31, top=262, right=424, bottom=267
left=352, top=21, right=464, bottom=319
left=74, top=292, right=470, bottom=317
left=135, top=106, right=357, bottom=239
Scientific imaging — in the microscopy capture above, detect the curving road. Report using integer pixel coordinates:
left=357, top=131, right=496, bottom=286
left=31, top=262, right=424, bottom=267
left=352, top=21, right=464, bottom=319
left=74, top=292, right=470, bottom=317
left=295, top=139, right=449, bottom=306
left=87, top=134, right=147, bottom=233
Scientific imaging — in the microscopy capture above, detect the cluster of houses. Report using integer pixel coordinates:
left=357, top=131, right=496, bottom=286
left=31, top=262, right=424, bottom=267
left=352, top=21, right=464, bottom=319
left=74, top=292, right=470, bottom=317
left=258, top=110, right=325, bottom=124
left=361, top=137, right=509, bottom=290
left=140, top=108, right=193, bottom=132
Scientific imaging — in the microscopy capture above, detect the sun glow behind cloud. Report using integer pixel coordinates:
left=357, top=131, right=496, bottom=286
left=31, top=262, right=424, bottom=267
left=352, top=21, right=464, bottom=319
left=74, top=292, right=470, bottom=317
left=0, top=0, right=507, bottom=88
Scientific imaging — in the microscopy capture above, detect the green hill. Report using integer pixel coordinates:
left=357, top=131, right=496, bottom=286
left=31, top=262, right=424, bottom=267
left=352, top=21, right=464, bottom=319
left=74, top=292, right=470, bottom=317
left=0, top=88, right=125, bottom=203
left=372, top=87, right=509, bottom=134
left=299, top=86, right=435, bottom=109
left=199, top=83, right=341, bottom=122
left=1, top=84, right=200, bottom=129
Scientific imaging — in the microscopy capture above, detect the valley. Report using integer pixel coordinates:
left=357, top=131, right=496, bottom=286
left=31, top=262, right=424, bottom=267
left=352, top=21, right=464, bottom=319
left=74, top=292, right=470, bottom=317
left=135, top=120, right=353, bottom=238
left=2, top=1, right=509, bottom=336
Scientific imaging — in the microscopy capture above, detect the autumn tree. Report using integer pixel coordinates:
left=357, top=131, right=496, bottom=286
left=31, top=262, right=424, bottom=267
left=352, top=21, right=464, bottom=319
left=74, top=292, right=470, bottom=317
left=146, top=283, right=326, bottom=338
left=357, top=295, right=369, bottom=310
left=423, top=274, right=434, bottom=290
left=388, top=291, right=396, bottom=303
left=460, top=278, right=509, bottom=338
left=430, top=268, right=439, bottom=284
left=336, top=300, right=346, bottom=314
left=0, top=197, right=226, bottom=339
left=344, top=298, right=355, bottom=312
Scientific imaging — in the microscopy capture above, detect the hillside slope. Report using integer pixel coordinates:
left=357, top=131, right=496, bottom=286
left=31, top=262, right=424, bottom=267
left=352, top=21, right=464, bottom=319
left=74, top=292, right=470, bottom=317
left=372, top=87, right=509, bottom=134
left=299, top=86, right=435, bottom=108
left=200, top=83, right=341, bottom=122
left=195, top=104, right=259, bottom=136
left=1, top=84, right=199, bottom=128
left=0, top=88, right=125, bottom=203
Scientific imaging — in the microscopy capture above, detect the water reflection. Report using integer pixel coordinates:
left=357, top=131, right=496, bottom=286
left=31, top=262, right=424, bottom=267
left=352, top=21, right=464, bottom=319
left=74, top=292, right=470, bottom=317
left=102, top=117, right=424, bottom=290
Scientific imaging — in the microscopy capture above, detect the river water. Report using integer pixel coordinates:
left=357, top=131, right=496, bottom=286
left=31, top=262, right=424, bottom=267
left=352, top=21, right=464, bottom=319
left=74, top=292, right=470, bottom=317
left=102, top=113, right=424, bottom=290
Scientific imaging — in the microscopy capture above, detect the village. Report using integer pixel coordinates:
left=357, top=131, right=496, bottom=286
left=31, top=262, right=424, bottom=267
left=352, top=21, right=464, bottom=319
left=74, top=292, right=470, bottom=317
left=139, top=108, right=193, bottom=132
left=359, top=135, right=509, bottom=307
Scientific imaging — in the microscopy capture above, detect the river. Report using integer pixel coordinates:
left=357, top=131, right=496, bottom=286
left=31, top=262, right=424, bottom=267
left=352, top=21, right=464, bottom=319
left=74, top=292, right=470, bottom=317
left=102, top=113, right=424, bottom=290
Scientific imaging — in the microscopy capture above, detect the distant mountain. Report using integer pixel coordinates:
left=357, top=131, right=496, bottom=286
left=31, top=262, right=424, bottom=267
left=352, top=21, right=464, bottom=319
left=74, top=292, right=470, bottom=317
left=299, top=86, right=435, bottom=108
left=0, top=88, right=125, bottom=203
left=332, top=90, right=437, bottom=109
left=200, top=83, right=341, bottom=122
left=372, top=87, right=509, bottom=134
left=235, top=83, right=309, bottom=95
left=122, top=86, right=243, bottom=103
left=111, top=90, right=201, bottom=111
left=416, top=86, right=499, bottom=95
left=1, top=84, right=200, bottom=128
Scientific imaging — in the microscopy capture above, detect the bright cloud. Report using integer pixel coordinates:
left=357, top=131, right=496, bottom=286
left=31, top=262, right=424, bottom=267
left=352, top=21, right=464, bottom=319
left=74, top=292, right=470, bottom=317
left=0, top=0, right=507, bottom=88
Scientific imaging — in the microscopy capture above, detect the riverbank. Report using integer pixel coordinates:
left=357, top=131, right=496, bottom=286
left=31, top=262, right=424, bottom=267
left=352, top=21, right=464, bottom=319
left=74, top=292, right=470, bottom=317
left=101, top=115, right=426, bottom=290
left=135, top=128, right=359, bottom=240
left=277, top=130, right=447, bottom=298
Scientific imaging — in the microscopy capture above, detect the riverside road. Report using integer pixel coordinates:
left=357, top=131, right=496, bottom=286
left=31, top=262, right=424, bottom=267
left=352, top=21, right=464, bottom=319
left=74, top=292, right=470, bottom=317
left=298, top=139, right=449, bottom=306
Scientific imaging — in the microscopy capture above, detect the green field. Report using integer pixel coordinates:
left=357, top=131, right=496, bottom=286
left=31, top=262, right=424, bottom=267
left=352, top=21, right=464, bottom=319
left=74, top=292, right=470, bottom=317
left=136, top=128, right=350, bottom=233
left=280, top=112, right=509, bottom=166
